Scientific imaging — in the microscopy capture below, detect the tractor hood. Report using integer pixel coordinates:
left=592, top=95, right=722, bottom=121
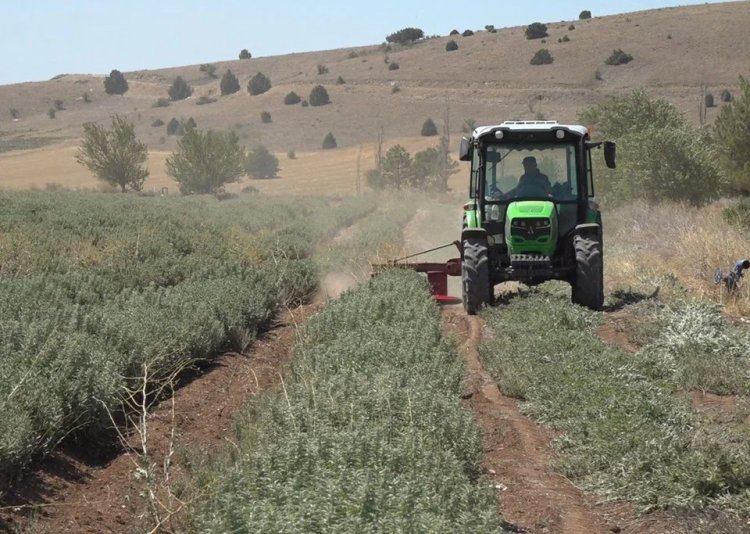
left=504, top=200, right=558, bottom=257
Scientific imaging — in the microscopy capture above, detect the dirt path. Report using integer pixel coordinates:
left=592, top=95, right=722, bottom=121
left=1, top=304, right=319, bottom=533
left=443, top=306, right=617, bottom=534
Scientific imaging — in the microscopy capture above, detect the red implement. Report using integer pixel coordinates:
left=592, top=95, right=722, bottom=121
left=372, top=242, right=463, bottom=303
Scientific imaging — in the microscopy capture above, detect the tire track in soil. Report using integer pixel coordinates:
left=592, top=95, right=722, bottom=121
left=443, top=307, right=616, bottom=534
left=1, top=304, right=320, bottom=534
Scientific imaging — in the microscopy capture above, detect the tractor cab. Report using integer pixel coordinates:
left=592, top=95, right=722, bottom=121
left=458, top=121, right=615, bottom=313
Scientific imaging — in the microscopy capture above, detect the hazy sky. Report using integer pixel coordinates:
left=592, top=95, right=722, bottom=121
left=1, top=0, right=735, bottom=85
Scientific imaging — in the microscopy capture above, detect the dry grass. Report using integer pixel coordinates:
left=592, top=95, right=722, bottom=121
left=0, top=135, right=463, bottom=196
left=605, top=200, right=750, bottom=315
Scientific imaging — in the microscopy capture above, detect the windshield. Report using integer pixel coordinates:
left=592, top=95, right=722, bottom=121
left=483, top=143, right=578, bottom=202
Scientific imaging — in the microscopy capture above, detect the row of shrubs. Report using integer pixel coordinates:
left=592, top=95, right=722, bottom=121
left=187, top=270, right=505, bottom=531
left=0, top=192, right=376, bottom=489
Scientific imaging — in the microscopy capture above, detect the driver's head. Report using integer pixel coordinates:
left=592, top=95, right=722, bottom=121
left=522, top=156, right=538, bottom=172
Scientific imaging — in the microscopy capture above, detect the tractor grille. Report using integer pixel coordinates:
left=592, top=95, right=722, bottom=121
left=510, top=218, right=552, bottom=240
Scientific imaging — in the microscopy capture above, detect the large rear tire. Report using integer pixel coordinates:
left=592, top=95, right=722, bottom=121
left=571, top=234, right=604, bottom=310
left=462, top=237, right=490, bottom=315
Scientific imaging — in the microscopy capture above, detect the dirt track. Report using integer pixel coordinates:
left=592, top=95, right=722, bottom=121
left=443, top=307, right=617, bottom=534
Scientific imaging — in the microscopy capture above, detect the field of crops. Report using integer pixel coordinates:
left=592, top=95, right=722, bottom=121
left=0, top=190, right=377, bottom=487
left=187, top=270, right=505, bottom=532
left=480, top=285, right=750, bottom=530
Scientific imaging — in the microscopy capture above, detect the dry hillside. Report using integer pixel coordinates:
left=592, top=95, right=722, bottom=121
left=0, top=1, right=748, bottom=193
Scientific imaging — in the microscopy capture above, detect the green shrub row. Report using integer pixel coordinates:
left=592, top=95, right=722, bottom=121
left=187, top=270, right=505, bottom=532
left=480, top=291, right=750, bottom=519
left=0, top=191, right=375, bottom=486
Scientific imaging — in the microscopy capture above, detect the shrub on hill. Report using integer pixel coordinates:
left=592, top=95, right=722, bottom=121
left=301, top=100, right=309, bottom=107
left=166, top=117, right=182, bottom=136
left=199, top=63, right=217, bottom=78
left=605, top=49, right=633, bottom=65
left=561, top=35, right=570, bottom=42
left=309, top=85, right=330, bottom=106
left=449, top=29, right=459, bottom=36
left=530, top=49, right=553, bottom=65
left=322, top=132, right=337, bottom=149
left=287, top=149, right=296, bottom=159
left=485, top=25, right=496, bottom=33
left=9, top=108, right=19, bottom=119
left=284, top=91, right=302, bottom=105
left=76, top=114, right=149, bottom=192
left=166, top=129, right=246, bottom=194
left=47, top=108, right=56, bottom=119
left=721, top=89, right=733, bottom=102
left=569, top=24, right=576, bottom=30
left=151, top=119, right=164, bottom=127
left=185, top=117, right=197, bottom=131
left=239, top=49, right=252, bottom=60
left=525, top=22, right=548, bottom=39
left=245, top=145, right=279, bottom=178
left=388, top=62, right=400, bottom=71
left=248, top=72, right=271, bottom=95
left=421, top=118, right=438, bottom=136
left=446, top=40, right=459, bottom=51
left=169, top=76, right=193, bottom=101
left=220, top=70, right=241, bottom=95
left=336, top=75, right=345, bottom=85
left=260, top=111, right=272, bottom=123
left=104, top=69, right=128, bottom=95
left=579, top=10, right=592, bottom=20
left=704, top=92, right=715, bottom=108
left=153, top=97, right=170, bottom=108
left=317, top=64, right=329, bottom=75
left=385, top=27, right=424, bottom=44
left=53, top=99, right=64, bottom=111
left=197, top=96, right=217, bottom=105
left=462, top=29, right=474, bottom=37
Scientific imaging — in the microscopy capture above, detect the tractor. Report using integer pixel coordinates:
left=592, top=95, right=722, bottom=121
left=458, top=121, right=616, bottom=313
left=373, top=121, right=615, bottom=314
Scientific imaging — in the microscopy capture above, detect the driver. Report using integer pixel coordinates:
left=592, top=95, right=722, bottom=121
left=517, top=156, right=552, bottom=196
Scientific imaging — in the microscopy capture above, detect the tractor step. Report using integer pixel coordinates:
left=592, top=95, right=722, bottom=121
left=510, top=254, right=552, bottom=269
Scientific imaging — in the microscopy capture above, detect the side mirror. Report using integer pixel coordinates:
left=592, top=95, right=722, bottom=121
left=603, top=141, right=616, bottom=169
left=459, top=137, right=472, bottom=161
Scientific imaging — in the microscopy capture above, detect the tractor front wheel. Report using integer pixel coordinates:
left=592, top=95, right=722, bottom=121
left=462, top=236, right=490, bottom=315
left=571, top=234, right=603, bottom=310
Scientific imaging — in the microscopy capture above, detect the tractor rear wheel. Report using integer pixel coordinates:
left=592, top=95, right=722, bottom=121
left=571, top=234, right=603, bottom=310
left=462, top=236, right=490, bottom=315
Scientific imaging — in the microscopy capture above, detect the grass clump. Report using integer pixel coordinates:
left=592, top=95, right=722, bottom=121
left=187, top=270, right=506, bottom=532
left=635, top=301, right=750, bottom=395
left=480, top=291, right=750, bottom=519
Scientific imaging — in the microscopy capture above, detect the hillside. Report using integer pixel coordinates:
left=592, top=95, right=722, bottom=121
left=0, top=1, right=748, bottom=193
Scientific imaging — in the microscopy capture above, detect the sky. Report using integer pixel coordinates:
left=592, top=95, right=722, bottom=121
left=0, top=0, right=736, bottom=85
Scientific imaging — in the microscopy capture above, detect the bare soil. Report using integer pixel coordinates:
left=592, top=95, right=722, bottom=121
left=0, top=304, right=319, bottom=533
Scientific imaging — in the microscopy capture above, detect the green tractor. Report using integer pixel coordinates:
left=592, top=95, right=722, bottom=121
left=458, top=121, right=616, bottom=314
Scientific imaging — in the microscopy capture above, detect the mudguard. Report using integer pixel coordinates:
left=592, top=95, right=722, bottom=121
left=574, top=223, right=601, bottom=240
